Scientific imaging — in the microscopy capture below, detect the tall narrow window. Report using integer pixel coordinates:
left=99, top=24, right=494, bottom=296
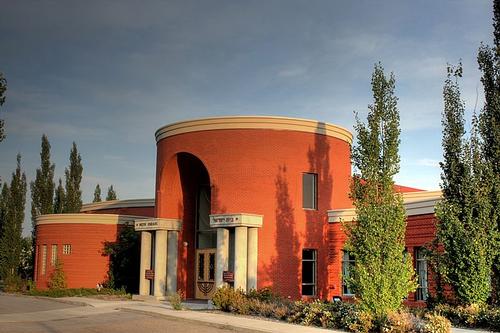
left=302, top=173, right=317, bottom=209
left=51, top=244, right=57, bottom=266
left=342, top=251, right=355, bottom=295
left=415, top=248, right=428, bottom=301
left=302, top=249, right=317, bottom=296
left=41, top=245, right=47, bottom=275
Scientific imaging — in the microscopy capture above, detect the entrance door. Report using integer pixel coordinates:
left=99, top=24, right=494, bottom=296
left=195, top=248, right=216, bottom=299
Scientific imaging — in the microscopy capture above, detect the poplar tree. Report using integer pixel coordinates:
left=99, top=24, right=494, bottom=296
left=0, top=154, right=27, bottom=280
left=64, top=142, right=83, bottom=212
left=106, top=185, right=117, bottom=201
left=0, top=72, right=7, bottom=142
left=477, top=0, right=500, bottom=303
left=30, top=135, right=55, bottom=253
left=435, top=64, right=498, bottom=305
left=0, top=183, right=9, bottom=247
left=344, top=63, right=417, bottom=322
left=93, top=184, right=102, bottom=202
left=53, top=178, right=65, bottom=214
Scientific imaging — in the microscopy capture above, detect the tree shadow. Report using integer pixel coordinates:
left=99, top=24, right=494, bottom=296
left=305, top=123, right=333, bottom=298
left=267, top=165, right=301, bottom=298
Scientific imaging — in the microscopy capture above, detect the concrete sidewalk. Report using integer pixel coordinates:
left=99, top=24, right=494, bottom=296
left=26, top=296, right=495, bottom=333
left=57, top=296, right=340, bottom=333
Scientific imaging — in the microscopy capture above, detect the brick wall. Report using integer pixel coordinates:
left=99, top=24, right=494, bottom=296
left=156, top=128, right=352, bottom=299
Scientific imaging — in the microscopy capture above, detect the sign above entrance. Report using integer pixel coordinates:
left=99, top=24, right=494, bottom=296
left=134, top=218, right=182, bottom=231
left=209, top=213, right=263, bottom=228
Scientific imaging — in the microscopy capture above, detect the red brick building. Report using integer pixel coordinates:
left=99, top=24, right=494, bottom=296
left=34, top=116, right=441, bottom=306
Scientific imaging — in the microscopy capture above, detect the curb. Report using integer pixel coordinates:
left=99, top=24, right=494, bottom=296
left=33, top=296, right=91, bottom=307
left=0, top=292, right=89, bottom=307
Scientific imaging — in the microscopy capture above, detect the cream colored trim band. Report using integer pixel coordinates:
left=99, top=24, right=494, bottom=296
left=134, top=218, right=182, bottom=231
left=80, top=199, right=154, bottom=212
left=36, top=214, right=149, bottom=226
left=328, top=190, right=443, bottom=223
left=155, top=116, right=353, bottom=145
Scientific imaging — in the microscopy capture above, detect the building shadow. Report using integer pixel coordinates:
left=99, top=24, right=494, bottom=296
left=305, top=122, right=333, bottom=299
left=267, top=165, right=301, bottom=298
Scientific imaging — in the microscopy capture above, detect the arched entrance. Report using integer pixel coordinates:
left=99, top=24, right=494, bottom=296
left=176, top=153, right=216, bottom=299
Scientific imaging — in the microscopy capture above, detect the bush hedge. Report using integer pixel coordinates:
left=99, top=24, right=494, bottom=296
left=434, top=303, right=500, bottom=331
left=211, top=287, right=453, bottom=333
left=27, top=287, right=129, bottom=298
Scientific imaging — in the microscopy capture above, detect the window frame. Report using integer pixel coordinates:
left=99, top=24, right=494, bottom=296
left=302, top=172, right=318, bottom=210
left=41, top=245, right=47, bottom=275
left=63, top=244, right=72, bottom=255
left=301, top=248, right=317, bottom=296
left=415, top=247, right=428, bottom=301
left=342, top=250, right=355, bottom=296
left=51, top=244, right=57, bottom=266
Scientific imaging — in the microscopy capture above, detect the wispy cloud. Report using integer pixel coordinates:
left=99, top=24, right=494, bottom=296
left=416, top=158, right=440, bottom=168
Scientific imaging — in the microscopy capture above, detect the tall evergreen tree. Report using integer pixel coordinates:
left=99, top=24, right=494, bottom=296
left=93, top=184, right=102, bottom=203
left=0, top=183, right=9, bottom=249
left=477, top=0, right=500, bottom=304
left=0, top=72, right=7, bottom=142
left=343, top=63, right=417, bottom=322
left=435, top=64, right=499, bottom=305
left=30, top=135, right=55, bottom=261
left=53, top=178, right=65, bottom=214
left=64, top=142, right=83, bottom=213
left=106, top=185, right=117, bottom=201
left=0, top=154, right=27, bottom=280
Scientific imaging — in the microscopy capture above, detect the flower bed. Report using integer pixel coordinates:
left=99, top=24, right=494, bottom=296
left=211, top=286, right=452, bottom=333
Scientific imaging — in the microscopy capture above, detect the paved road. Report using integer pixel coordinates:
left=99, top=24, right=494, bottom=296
left=0, top=294, right=249, bottom=333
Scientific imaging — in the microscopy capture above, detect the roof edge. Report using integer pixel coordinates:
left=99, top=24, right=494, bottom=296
left=155, top=116, right=353, bottom=144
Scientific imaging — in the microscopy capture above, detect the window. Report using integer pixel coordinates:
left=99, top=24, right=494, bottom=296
left=415, top=248, right=428, bottom=301
left=51, top=244, right=57, bottom=266
left=302, top=173, right=317, bottom=209
left=63, top=244, right=72, bottom=255
left=302, top=249, right=317, bottom=296
left=41, top=245, right=47, bottom=275
left=342, top=251, right=355, bottom=295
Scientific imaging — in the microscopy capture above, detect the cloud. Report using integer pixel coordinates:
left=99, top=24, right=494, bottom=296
left=416, top=158, right=440, bottom=168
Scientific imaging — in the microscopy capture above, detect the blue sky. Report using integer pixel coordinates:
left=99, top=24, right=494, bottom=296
left=0, top=0, right=494, bottom=235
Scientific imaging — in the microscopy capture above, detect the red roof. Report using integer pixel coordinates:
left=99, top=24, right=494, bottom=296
left=393, top=184, right=423, bottom=193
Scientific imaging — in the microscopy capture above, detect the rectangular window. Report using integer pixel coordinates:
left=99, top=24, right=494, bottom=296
left=51, top=244, right=57, bottom=266
left=302, top=173, right=317, bottom=209
left=63, top=244, right=72, bottom=255
left=342, top=251, right=355, bottom=296
left=301, top=249, right=317, bottom=296
left=415, top=248, right=428, bottom=301
left=41, top=245, right=47, bottom=275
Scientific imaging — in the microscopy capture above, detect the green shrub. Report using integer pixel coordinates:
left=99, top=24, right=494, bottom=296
left=47, top=260, right=67, bottom=290
left=167, top=290, right=184, bottom=310
left=246, top=287, right=281, bottom=303
left=211, top=285, right=245, bottom=312
left=348, top=311, right=374, bottom=333
left=27, top=287, right=129, bottom=298
left=434, top=303, right=500, bottom=331
left=423, top=313, right=451, bottom=333
left=383, top=311, right=418, bottom=333
left=2, top=275, right=26, bottom=292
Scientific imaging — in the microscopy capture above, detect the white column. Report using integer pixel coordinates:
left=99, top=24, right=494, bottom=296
left=234, top=226, right=248, bottom=292
left=166, top=231, right=178, bottom=295
left=154, top=230, right=168, bottom=297
left=139, top=231, right=152, bottom=296
left=247, top=228, right=258, bottom=291
left=215, top=228, right=229, bottom=288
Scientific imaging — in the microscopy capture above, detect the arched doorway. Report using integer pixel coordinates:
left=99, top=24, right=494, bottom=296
left=176, top=153, right=216, bottom=299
